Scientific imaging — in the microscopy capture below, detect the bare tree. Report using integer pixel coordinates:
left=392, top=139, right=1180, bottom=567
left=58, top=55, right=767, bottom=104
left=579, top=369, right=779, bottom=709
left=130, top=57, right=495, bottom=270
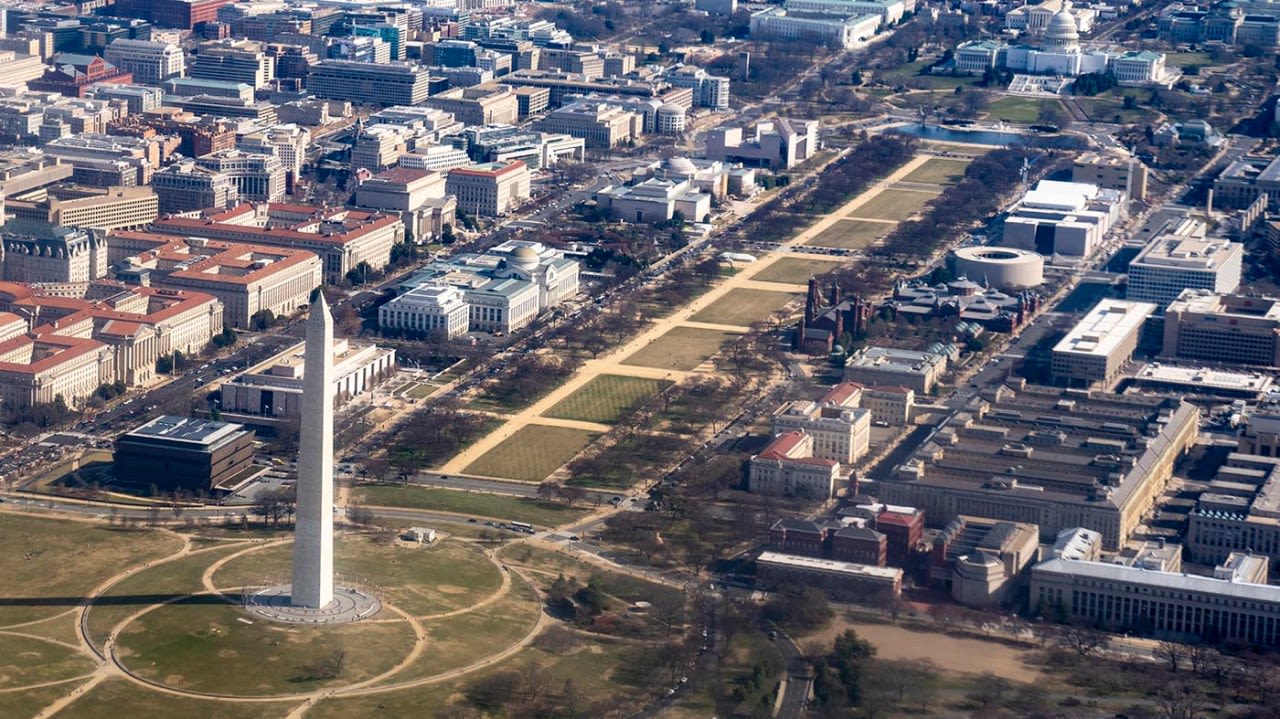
left=1154, top=681, right=1207, bottom=719
left=1154, top=640, right=1187, bottom=673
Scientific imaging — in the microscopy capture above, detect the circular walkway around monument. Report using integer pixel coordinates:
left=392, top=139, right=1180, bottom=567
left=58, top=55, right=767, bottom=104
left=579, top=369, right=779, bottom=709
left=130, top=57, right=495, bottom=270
left=243, top=585, right=381, bottom=624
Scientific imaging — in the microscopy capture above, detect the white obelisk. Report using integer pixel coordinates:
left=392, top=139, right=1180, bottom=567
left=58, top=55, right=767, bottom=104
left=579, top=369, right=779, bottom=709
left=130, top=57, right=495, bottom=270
left=291, top=292, right=335, bottom=608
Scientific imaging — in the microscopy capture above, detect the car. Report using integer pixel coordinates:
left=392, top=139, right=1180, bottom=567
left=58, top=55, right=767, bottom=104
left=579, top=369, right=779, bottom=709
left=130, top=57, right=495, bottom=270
left=468, top=518, right=478, bottom=523
left=569, top=535, right=580, bottom=541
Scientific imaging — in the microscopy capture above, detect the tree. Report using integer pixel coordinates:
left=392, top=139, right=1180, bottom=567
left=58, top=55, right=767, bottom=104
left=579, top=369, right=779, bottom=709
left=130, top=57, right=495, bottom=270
left=1052, top=621, right=1110, bottom=658
left=763, top=585, right=832, bottom=631
left=1154, top=681, right=1207, bottom=719
left=1037, top=100, right=1072, bottom=129
left=250, top=309, right=276, bottom=331
left=1154, top=640, right=1187, bottom=672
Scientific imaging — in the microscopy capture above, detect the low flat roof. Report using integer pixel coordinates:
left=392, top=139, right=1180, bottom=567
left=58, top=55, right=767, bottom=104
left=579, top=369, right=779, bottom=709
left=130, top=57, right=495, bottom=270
left=1053, top=299, right=1155, bottom=358
left=1135, top=364, right=1273, bottom=393
left=757, top=550, right=903, bottom=579
left=1034, top=557, right=1280, bottom=602
left=124, top=415, right=245, bottom=447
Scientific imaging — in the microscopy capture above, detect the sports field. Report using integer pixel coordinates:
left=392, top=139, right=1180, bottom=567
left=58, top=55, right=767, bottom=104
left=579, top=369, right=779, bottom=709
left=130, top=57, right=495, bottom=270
left=847, top=189, right=940, bottom=222
left=621, top=326, right=736, bottom=371
left=688, top=288, right=797, bottom=327
left=463, top=424, right=598, bottom=482
left=752, top=257, right=842, bottom=284
left=901, top=158, right=970, bottom=185
left=806, top=219, right=893, bottom=249
left=544, top=374, right=672, bottom=424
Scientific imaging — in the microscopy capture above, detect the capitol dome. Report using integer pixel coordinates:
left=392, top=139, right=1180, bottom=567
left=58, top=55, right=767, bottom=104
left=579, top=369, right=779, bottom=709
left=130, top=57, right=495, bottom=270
left=1043, top=3, right=1080, bottom=51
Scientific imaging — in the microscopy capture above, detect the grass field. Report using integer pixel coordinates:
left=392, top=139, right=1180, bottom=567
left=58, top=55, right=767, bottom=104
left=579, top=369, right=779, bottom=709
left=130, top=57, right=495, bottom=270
left=621, top=326, right=736, bottom=371
left=901, top=158, right=971, bottom=185
left=544, top=374, right=672, bottom=424
left=463, top=424, right=598, bottom=482
left=404, top=383, right=437, bottom=400
left=56, top=680, right=292, bottom=719
left=0, top=634, right=95, bottom=688
left=986, top=96, right=1062, bottom=124
left=353, top=485, right=591, bottom=527
left=212, top=536, right=503, bottom=617
left=1166, top=51, right=1214, bottom=67
left=0, top=514, right=181, bottom=627
left=806, top=219, right=893, bottom=249
left=116, top=602, right=417, bottom=695
left=920, top=142, right=994, bottom=155
left=847, top=189, right=939, bottom=222
left=752, top=257, right=842, bottom=284
left=688, top=289, right=797, bottom=327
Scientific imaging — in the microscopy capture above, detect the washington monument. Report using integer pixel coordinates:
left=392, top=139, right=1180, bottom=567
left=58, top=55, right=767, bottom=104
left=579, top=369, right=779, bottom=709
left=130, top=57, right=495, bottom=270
left=291, top=292, right=335, bottom=608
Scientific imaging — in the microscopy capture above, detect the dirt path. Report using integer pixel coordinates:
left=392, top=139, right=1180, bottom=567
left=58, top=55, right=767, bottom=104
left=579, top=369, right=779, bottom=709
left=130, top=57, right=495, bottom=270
left=804, top=620, right=1042, bottom=683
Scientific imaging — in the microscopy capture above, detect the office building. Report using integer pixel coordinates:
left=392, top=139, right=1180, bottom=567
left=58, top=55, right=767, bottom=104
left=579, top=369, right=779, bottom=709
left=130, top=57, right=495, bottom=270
left=238, top=123, right=309, bottom=180
left=5, top=186, right=157, bottom=232
left=221, top=337, right=396, bottom=422
left=150, top=160, right=240, bottom=214
left=0, top=50, right=47, bottom=89
left=1185, top=453, right=1280, bottom=563
left=114, top=0, right=232, bottom=30
left=423, top=83, right=519, bottom=126
left=445, top=160, right=530, bottom=216
left=1050, top=299, right=1156, bottom=387
left=748, top=430, right=842, bottom=499
left=190, top=39, right=275, bottom=89
left=89, top=84, right=163, bottom=114
left=931, top=516, right=1040, bottom=608
left=109, top=232, right=322, bottom=328
left=756, top=551, right=902, bottom=600
left=843, top=345, right=950, bottom=393
left=378, top=282, right=470, bottom=338
left=1163, top=291, right=1280, bottom=368
left=749, top=5, right=883, bottom=49
left=540, top=100, right=644, bottom=149
left=194, top=149, right=285, bottom=203
left=1213, top=154, right=1280, bottom=210
left=883, top=385, right=1198, bottom=548
left=1031, top=556, right=1280, bottom=647
left=705, top=119, right=818, bottom=169
left=309, top=60, right=434, bottom=107
left=1072, top=150, right=1148, bottom=201
left=1128, top=236, right=1243, bottom=309
left=151, top=203, right=403, bottom=284
left=354, top=167, right=455, bottom=242
left=114, top=415, right=256, bottom=494
left=103, top=39, right=185, bottom=85
left=772, top=382, right=872, bottom=464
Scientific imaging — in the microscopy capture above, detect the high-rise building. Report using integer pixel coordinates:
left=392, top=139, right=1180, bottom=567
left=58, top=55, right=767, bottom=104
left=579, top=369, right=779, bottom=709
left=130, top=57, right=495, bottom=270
left=103, top=38, right=185, bottom=85
left=308, top=60, right=434, bottom=106
left=150, top=160, right=240, bottom=213
left=1128, top=235, right=1243, bottom=309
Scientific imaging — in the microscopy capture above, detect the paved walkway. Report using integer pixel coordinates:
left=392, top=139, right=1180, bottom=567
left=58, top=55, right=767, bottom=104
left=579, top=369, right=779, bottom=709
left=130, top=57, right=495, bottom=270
left=440, top=153, right=932, bottom=479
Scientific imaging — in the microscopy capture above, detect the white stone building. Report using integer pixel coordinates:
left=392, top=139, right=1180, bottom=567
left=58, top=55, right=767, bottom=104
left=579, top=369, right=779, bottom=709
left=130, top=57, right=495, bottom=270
left=378, top=282, right=470, bottom=338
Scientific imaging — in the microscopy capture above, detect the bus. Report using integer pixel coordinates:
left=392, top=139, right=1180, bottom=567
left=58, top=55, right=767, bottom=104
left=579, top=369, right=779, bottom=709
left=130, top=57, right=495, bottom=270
left=509, top=521, right=534, bottom=534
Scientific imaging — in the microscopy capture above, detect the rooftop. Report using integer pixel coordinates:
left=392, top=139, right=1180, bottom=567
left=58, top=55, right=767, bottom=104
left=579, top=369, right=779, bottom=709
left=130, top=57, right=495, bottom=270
left=757, top=550, right=903, bottom=580
left=1131, top=236, right=1242, bottom=271
left=1034, top=557, right=1280, bottom=601
left=1053, top=299, right=1155, bottom=358
left=125, top=415, right=245, bottom=447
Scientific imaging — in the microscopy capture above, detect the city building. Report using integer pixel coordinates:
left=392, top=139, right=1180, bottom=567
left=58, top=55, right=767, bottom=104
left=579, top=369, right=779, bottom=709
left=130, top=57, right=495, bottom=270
left=1163, top=291, right=1280, bottom=368
left=114, top=0, right=232, bottom=30
left=705, top=119, right=818, bottom=170
left=1131, top=363, right=1274, bottom=400
left=748, top=430, right=843, bottom=500
left=459, top=125, right=585, bottom=170
left=103, top=39, right=185, bottom=85
left=749, top=5, right=884, bottom=50
left=308, top=60, right=435, bottom=106
left=28, top=53, right=134, bottom=98
left=756, top=551, right=903, bottom=600
left=772, top=382, right=873, bottom=464
left=114, top=415, right=257, bottom=494
left=109, top=232, right=322, bottom=328
left=769, top=518, right=886, bottom=566
left=1051, top=527, right=1104, bottom=561
left=1, top=224, right=108, bottom=284
left=194, top=150, right=285, bottom=203
left=150, top=203, right=403, bottom=284
left=950, top=247, right=1045, bottom=290
left=43, top=133, right=155, bottom=187
left=1003, top=180, right=1125, bottom=257
left=931, top=516, right=1040, bottom=608
left=5, top=186, right=157, bottom=232
left=422, top=83, right=519, bottom=126
left=190, top=39, right=275, bottom=89
left=150, top=160, right=240, bottom=214
left=1127, top=235, right=1243, bottom=309
left=1072, top=150, right=1148, bottom=201
left=1213, top=154, right=1280, bottom=210
left=540, top=100, right=644, bottom=148
left=861, top=386, right=915, bottom=426
left=238, top=123, right=309, bottom=181
left=594, top=178, right=711, bottom=224
left=378, top=282, right=470, bottom=338
left=883, top=385, right=1199, bottom=548
left=1050, top=299, right=1156, bottom=387
left=664, top=66, right=730, bottom=110
left=221, top=337, right=395, bottom=423
left=89, top=84, right=163, bottom=114
left=1185, top=453, right=1280, bottom=563
left=843, top=345, right=950, bottom=394
left=354, top=167, right=455, bottom=243
left=0, top=50, right=48, bottom=90
left=1031, top=556, right=1280, bottom=647
left=445, top=160, right=530, bottom=216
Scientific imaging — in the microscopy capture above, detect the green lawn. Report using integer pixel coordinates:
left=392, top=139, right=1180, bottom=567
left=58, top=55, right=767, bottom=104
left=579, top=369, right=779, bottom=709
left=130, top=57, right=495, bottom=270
left=404, top=382, right=437, bottom=400
left=689, top=289, right=797, bottom=327
left=1073, top=97, right=1157, bottom=125
left=1166, top=51, right=1214, bottom=67
left=211, top=535, right=503, bottom=617
left=544, top=374, right=672, bottom=424
left=807, top=219, right=894, bottom=249
left=901, top=158, right=971, bottom=185
left=463, top=424, right=598, bottom=482
left=55, top=680, right=294, bottom=719
left=115, top=602, right=417, bottom=695
left=752, top=257, right=842, bottom=285
left=621, top=326, right=736, bottom=371
left=353, top=485, right=591, bottom=527
left=0, top=515, right=182, bottom=627
left=0, top=634, right=95, bottom=688
left=985, top=96, right=1062, bottom=124
left=848, top=189, right=940, bottom=222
